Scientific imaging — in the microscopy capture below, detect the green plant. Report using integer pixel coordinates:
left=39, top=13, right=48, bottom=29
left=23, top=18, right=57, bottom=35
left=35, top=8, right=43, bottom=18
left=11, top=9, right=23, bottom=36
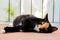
left=7, top=7, right=14, bottom=16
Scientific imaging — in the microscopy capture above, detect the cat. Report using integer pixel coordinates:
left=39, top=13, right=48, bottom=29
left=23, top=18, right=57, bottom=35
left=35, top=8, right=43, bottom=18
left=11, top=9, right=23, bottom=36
left=3, top=14, right=58, bottom=33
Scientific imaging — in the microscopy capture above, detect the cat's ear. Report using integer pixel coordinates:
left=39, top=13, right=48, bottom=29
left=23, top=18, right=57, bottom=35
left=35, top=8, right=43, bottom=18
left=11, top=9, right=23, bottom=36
left=44, top=13, right=48, bottom=21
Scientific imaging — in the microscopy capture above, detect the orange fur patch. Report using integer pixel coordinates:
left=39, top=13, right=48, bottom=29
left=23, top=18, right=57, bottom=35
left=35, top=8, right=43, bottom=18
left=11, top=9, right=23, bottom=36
left=38, top=22, right=49, bottom=29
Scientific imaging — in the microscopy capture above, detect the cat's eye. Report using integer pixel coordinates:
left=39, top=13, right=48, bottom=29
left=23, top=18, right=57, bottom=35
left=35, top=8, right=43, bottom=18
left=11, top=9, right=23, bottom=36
left=42, top=22, right=45, bottom=24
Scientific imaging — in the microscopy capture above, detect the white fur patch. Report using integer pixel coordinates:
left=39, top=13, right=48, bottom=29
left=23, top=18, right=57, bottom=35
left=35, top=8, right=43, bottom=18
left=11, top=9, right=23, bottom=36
left=20, top=30, right=23, bottom=32
left=19, top=23, right=22, bottom=25
left=1, top=30, right=5, bottom=33
left=34, top=25, right=40, bottom=32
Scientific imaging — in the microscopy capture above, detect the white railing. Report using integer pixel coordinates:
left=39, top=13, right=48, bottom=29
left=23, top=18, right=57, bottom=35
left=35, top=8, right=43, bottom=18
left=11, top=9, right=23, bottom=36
left=0, top=0, right=60, bottom=26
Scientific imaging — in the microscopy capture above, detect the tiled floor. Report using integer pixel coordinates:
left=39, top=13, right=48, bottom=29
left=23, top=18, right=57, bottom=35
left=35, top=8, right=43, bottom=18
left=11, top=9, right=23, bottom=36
left=0, top=24, right=60, bottom=40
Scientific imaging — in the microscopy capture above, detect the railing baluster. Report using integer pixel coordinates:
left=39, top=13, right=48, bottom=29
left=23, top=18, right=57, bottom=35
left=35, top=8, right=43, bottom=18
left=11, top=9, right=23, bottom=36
left=8, top=0, right=10, bottom=22
left=52, top=0, right=54, bottom=23
left=20, top=0, right=21, bottom=15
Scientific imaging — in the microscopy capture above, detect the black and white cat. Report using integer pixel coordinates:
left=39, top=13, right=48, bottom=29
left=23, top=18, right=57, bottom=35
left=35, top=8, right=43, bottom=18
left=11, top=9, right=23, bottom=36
left=3, top=14, right=58, bottom=33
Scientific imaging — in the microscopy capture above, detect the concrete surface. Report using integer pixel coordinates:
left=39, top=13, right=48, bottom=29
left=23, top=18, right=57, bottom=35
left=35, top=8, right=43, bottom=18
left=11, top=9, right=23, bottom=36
left=0, top=24, right=60, bottom=40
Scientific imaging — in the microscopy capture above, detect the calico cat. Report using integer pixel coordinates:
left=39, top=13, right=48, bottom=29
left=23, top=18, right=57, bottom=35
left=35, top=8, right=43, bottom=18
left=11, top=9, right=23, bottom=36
left=3, top=14, right=58, bottom=33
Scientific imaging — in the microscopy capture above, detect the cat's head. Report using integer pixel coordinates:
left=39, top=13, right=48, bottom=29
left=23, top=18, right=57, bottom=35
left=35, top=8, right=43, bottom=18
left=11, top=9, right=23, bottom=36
left=39, top=13, right=49, bottom=26
left=35, top=13, right=58, bottom=33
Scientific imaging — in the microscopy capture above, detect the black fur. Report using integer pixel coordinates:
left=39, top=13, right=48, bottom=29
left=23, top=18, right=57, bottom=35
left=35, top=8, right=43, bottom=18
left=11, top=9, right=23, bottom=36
left=4, top=25, right=22, bottom=33
left=4, top=14, right=58, bottom=33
